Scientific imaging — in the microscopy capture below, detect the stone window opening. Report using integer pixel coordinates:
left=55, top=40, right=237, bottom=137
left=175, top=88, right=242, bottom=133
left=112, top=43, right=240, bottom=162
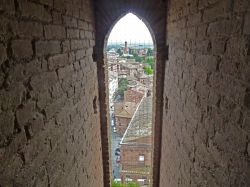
left=94, top=1, right=166, bottom=186
left=105, top=12, right=155, bottom=186
left=139, top=155, right=145, bottom=162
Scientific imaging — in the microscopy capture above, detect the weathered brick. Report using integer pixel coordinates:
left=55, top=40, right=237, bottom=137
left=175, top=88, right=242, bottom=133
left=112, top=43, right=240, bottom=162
left=78, top=20, right=88, bottom=29
left=187, top=12, right=201, bottom=26
left=37, top=0, right=53, bottom=7
left=0, top=16, right=14, bottom=42
left=247, top=143, right=250, bottom=156
left=52, top=11, right=62, bottom=25
left=19, top=0, right=52, bottom=22
left=1, top=1, right=249, bottom=187
left=62, top=40, right=70, bottom=52
left=44, top=25, right=66, bottom=39
left=30, top=71, right=58, bottom=92
left=207, top=19, right=241, bottom=37
left=67, top=28, right=79, bottom=39
left=68, top=52, right=75, bottom=63
left=0, top=44, right=7, bottom=66
left=80, top=30, right=85, bottom=39
left=12, top=40, right=33, bottom=59
left=86, top=48, right=93, bottom=56
left=84, top=31, right=93, bottom=39
left=211, top=37, right=227, bottom=55
left=16, top=102, right=36, bottom=127
left=162, top=0, right=250, bottom=186
left=203, top=0, right=230, bottom=22
left=48, top=53, right=69, bottom=70
left=243, top=12, right=250, bottom=35
left=75, top=49, right=86, bottom=60
left=0, top=0, right=103, bottom=187
left=13, top=21, right=43, bottom=38
left=0, top=111, right=14, bottom=136
left=0, top=0, right=15, bottom=14
left=234, top=0, right=250, bottom=12
left=88, top=23, right=94, bottom=31
left=57, top=64, right=74, bottom=80
left=35, top=41, right=61, bottom=56
left=244, top=88, right=250, bottom=109
left=90, top=39, right=95, bottom=47
left=70, top=40, right=88, bottom=50
left=63, top=16, right=77, bottom=28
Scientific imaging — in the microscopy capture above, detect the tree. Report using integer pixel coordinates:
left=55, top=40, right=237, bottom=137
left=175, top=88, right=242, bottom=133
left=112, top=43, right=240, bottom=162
left=144, top=66, right=153, bottom=75
left=145, top=56, right=154, bottom=69
left=112, top=181, right=140, bottom=187
left=147, top=48, right=153, bottom=56
left=117, top=48, right=123, bottom=56
left=116, top=78, right=129, bottom=98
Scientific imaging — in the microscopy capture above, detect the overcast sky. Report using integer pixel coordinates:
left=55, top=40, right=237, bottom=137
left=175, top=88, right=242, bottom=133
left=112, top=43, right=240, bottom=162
left=108, top=13, right=153, bottom=44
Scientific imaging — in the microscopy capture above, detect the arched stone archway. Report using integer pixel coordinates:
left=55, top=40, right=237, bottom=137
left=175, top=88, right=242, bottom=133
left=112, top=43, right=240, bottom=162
left=94, top=1, right=167, bottom=186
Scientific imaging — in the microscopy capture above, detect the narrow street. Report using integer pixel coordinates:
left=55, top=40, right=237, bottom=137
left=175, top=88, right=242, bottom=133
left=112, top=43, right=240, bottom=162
left=110, top=118, right=122, bottom=180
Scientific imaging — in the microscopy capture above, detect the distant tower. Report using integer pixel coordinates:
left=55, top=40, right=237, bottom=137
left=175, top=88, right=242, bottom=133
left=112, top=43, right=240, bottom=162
left=124, top=41, right=128, bottom=54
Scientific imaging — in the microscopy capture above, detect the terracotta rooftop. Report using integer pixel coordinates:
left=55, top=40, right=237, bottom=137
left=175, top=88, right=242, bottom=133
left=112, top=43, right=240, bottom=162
left=120, top=96, right=152, bottom=145
left=114, top=102, right=137, bottom=118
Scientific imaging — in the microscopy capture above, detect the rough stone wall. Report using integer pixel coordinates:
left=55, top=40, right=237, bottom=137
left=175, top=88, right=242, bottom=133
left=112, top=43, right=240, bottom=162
left=160, top=0, right=250, bottom=186
left=0, top=0, right=103, bottom=186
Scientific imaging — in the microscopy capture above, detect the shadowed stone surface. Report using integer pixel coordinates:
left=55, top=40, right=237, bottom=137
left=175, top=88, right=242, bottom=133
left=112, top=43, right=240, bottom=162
left=0, top=0, right=103, bottom=186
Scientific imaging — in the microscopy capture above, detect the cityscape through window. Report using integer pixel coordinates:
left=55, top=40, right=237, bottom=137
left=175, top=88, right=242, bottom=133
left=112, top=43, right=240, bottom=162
left=106, top=13, right=154, bottom=187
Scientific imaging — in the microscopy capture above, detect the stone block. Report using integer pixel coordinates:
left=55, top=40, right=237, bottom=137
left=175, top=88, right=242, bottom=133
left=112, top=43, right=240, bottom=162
left=52, top=11, right=63, bottom=25
left=90, top=39, right=95, bottom=47
left=63, top=16, right=78, bottom=28
left=70, top=40, right=85, bottom=50
left=48, top=53, right=69, bottom=70
left=248, top=143, right=250, bottom=157
left=54, top=0, right=66, bottom=12
left=44, top=94, right=67, bottom=119
left=0, top=44, right=7, bottom=66
left=16, top=102, right=35, bottom=127
left=0, top=111, right=14, bottom=136
left=80, top=30, right=85, bottom=39
left=244, top=88, right=250, bottom=109
left=30, top=71, right=58, bottom=92
left=62, top=40, right=70, bottom=53
left=13, top=21, right=43, bottom=38
left=67, top=28, right=79, bottom=39
left=84, top=31, right=93, bottom=39
left=207, top=19, right=240, bottom=37
left=57, top=64, right=74, bottom=80
left=37, top=0, right=53, bottom=7
left=78, top=20, right=88, bottom=29
left=211, top=37, right=226, bottom=55
left=12, top=40, right=33, bottom=59
left=75, top=49, right=86, bottom=60
left=187, top=13, right=201, bottom=27
left=19, top=0, right=52, bottom=22
left=35, top=41, right=61, bottom=56
left=203, top=0, right=230, bottom=22
left=243, top=12, right=250, bottom=35
left=0, top=0, right=15, bottom=15
left=44, top=25, right=66, bottom=39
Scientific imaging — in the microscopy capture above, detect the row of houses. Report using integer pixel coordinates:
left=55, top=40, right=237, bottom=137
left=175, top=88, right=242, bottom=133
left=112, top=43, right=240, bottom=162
left=107, top=48, right=153, bottom=186
left=119, top=96, right=152, bottom=186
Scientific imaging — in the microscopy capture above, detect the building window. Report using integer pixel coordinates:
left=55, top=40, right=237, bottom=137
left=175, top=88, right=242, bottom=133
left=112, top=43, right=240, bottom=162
left=139, top=155, right=145, bottom=161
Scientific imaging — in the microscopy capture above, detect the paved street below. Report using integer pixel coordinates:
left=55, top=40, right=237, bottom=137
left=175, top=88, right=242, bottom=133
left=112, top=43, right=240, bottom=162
left=111, top=122, right=122, bottom=180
